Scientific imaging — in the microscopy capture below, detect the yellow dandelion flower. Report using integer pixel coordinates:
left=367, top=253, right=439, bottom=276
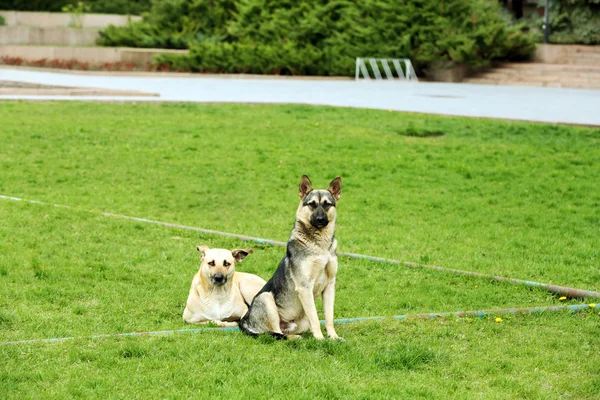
left=559, top=296, right=567, bottom=301
left=495, top=317, right=502, bottom=323
left=590, top=303, right=597, bottom=308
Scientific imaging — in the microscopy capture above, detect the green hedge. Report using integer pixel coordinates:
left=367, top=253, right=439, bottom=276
left=97, top=0, right=235, bottom=48
left=524, top=0, right=600, bottom=44
left=0, top=0, right=150, bottom=14
left=101, top=0, right=537, bottom=76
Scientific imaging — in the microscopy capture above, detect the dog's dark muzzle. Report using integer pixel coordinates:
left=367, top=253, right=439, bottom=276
left=212, top=274, right=227, bottom=285
left=310, top=213, right=329, bottom=229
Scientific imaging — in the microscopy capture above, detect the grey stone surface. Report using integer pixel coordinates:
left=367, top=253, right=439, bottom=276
left=0, top=11, right=141, bottom=28
left=1, top=68, right=599, bottom=125
left=0, top=26, right=99, bottom=46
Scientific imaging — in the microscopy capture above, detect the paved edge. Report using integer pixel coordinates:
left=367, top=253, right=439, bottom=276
left=0, top=98, right=597, bottom=128
left=0, top=87, right=160, bottom=96
left=0, top=64, right=353, bottom=80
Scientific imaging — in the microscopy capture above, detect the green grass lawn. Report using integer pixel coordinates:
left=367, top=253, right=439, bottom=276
left=1, top=101, right=599, bottom=399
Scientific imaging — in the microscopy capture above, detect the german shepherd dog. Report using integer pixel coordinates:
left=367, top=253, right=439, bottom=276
left=240, top=175, right=343, bottom=340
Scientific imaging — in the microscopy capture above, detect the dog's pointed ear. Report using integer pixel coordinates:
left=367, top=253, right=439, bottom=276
left=327, top=177, right=342, bottom=201
left=299, top=175, right=313, bottom=199
left=196, top=245, right=209, bottom=258
left=231, top=248, right=253, bottom=263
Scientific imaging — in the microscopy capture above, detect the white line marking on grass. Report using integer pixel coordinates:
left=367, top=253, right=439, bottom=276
left=2, top=303, right=597, bottom=346
left=1, top=194, right=599, bottom=299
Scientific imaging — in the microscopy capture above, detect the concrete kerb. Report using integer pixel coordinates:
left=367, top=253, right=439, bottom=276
left=1, top=194, right=599, bottom=300
left=0, top=64, right=351, bottom=80
left=0, top=26, right=100, bottom=46
left=0, top=87, right=159, bottom=96
left=0, top=97, right=598, bottom=128
left=0, top=45, right=189, bottom=66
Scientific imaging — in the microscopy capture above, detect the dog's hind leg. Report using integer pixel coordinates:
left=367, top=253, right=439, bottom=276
left=239, top=292, right=285, bottom=339
left=281, top=318, right=309, bottom=340
left=282, top=318, right=309, bottom=335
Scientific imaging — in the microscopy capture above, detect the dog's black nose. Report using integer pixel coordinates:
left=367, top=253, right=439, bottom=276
left=213, top=274, right=225, bottom=284
left=311, top=213, right=329, bottom=228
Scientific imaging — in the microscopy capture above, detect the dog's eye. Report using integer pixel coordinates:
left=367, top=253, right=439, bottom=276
left=223, top=260, right=230, bottom=267
left=322, top=202, right=331, bottom=209
left=208, top=260, right=215, bottom=267
left=309, top=201, right=317, bottom=209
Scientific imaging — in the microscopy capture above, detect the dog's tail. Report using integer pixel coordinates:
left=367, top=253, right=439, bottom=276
left=267, top=332, right=287, bottom=340
left=239, top=315, right=287, bottom=340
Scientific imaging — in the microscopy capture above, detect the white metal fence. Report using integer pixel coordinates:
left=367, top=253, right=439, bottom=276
left=355, top=57, right=418, bottom=81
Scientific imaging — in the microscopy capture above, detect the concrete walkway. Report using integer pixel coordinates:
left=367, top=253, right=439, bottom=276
left=1, top=67, right=599, bottom=125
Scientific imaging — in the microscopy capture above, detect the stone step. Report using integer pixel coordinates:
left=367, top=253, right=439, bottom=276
left=477, top=64, right=600, bottom=77
left=0, top=45, right=188, bottom=66
left=535, top=44, right=600, bottom=66
left=0, top=11, right=140, bottom=28
left=496, top=62, right=600, bottom=71
left=465, top=77, right=600, bottom=89
left=466, top=76, right=600, bottom=85
left=464, top=62, right=600, bottom=89
left=0, top=26, right=99, bottom=46
left=477, top=70, right=600, bottom=80
left=463, top=78, right=600, bottom=89
left=485, top=70, right=600, bottom=79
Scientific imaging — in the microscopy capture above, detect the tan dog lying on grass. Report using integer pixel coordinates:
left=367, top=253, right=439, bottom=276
left=182, top=245, right=266, bottom=327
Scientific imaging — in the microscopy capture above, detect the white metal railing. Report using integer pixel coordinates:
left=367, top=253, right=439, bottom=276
left=355, top=57, right=418, bottom=81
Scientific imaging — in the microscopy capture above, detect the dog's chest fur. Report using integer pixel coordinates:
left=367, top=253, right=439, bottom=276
left=189, top=279, right=248, bottom=321
left=301, top=252, right=336, bottom=296
left=201, top=289, right=241, bottom=320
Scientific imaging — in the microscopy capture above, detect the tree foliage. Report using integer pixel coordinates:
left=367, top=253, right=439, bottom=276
left=100, top=0, right=537, bottom=76
left=524, top=0, right=600, bottom=44
left=97, top=0, right=234, bottom=48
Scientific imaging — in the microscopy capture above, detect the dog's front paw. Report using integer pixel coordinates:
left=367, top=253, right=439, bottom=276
left=328, top=333, right=345, bottom=341
left=211, top=320, right=239, bottom=328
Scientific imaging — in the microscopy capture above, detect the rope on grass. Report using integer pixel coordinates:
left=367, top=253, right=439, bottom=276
left=1, top=303, right=597, bottom=346
left=1, top=194, right=599, bottom=299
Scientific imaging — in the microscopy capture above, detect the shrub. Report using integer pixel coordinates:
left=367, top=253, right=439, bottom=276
left=154, top=0, right=537, bottom=76
left=87, top=0, right=151, bottom=15
left=523, top=0, right=600, bottom=44
left=62, top=1, right=90, bottom=28
left=96, top=0, right=538, bottom=76
left=97, top=0, right=235, bottom=49
left=0, top=15, right=5, bottom=25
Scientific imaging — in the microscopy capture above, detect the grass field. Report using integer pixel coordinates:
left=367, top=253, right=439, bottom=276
left=1, top=101, right=599, bottom=399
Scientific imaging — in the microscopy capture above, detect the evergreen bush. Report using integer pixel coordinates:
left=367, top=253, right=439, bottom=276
left=104, top=0, right=539, bottom=76
left=524, top=0, right=600, bottom=44
left=97, top=0, right=235, bottom=48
